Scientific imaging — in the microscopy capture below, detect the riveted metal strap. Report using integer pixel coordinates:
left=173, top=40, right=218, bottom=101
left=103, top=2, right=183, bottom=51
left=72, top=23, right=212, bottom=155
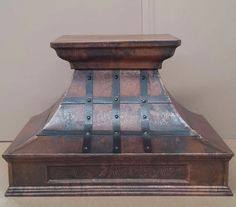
left=82, top=70, right=93, bottom=153
left=140, top=70, right=152, bottom=153
left=63, top=95, right=170, bottom=104
left=112, top=70, right=121, bottom=153
left=40, top=128, right=195, bottom=136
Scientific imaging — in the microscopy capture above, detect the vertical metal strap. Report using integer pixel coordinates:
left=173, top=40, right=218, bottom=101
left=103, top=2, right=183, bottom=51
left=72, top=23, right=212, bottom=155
left=82, top=70, right=93, bottom=153
left=140, top=70, right=152, bottom=153
left=112, top=70, right=121, bottom=153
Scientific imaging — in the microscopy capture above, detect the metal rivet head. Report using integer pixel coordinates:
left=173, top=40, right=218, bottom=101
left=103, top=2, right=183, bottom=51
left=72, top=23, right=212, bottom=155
left=87, top=97, right=92, bottom=102
left=114, top=131, right=119, bottom=135
left=141, top=99, right=146, bottom=103
left=114, top=97, right=119, bottom=101
left=115, top=146, right=119, bottom=150
left=146, top=146, right=150, bottom=150
left=115, top=114, right=119, bottom=119
left=142, top=75, right=146, bottom=80
left=143, top=131, right=148, bottom=136
left=143, top=115, right=147, bottom=119
left=84, top=146, right=88, bottom=150
left=114, top=74, right=119, bottom=79
left=87, top=116, right=91, bottom=120
left=87, top=75, right=92, bottom=80
left=85, top=132, right=90, bottom=136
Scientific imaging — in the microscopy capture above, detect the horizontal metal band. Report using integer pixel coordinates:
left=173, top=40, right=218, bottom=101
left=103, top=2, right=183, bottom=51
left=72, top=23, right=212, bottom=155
left=39, top=129, right=195, bottom=136
left=62, top=96, right=170, bottom=104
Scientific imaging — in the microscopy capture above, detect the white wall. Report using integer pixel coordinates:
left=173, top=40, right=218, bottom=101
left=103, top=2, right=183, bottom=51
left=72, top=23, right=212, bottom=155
left=0, top=0, right=235, bottom=141
left=154, top=0, right=236, bottom=139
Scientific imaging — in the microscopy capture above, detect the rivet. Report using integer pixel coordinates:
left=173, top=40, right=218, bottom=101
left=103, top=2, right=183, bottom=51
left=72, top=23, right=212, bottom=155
left=114, top=131, right=119, bottom=135
left=115, top=114, right=119, bottom=119
left=141, top=99, right=146, bottom=103
left=114, top=74, right=119, bottom=79
left=85, top=132, right=90, bottom=136
left=146, top=146, right=150, bottom=150
left=143, top=115, right=147, bottom=119
left=87, top=97, right=92, bottom=102
left=84, top=146, right=88, bottom=150
left=143, top=131, right=148, bottom=136
left=114, top=97, right=119, bottom=101
left=115, top=146, right=119, bottom=150
left=87, top=75, right=92, bottom=80
left=87, top=116, right=91, bottom=120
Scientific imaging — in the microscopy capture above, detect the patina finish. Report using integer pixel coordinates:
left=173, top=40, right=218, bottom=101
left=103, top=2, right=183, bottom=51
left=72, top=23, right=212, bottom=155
left=3, top=34, right=233, bottom=196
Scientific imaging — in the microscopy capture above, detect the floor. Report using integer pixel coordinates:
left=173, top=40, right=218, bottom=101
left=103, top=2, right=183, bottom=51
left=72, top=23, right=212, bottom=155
left=0, top=140, right=235, bottom=207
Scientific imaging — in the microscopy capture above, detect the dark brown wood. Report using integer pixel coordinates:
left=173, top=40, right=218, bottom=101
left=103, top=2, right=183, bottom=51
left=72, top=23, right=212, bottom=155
left=2, top=34, right=233, bottom=196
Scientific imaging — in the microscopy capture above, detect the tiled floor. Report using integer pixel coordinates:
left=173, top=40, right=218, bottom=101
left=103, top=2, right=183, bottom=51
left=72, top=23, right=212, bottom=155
left=0, top=140, right=235, bottom=207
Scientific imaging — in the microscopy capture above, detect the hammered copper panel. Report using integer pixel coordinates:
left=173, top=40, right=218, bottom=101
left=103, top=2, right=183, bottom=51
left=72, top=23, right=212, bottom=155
left=67, top=71, right=85, bottom=96
left=93, top=104, right=112, bottom=131
left=149, top=104, right=186, bottom=132
left=44, top=104, right=84, bottom=131
left=93, top=71, right=112, bottom=96
left=147, top=71, right=162, bottom=96
left=120, top=70, right=140, bottom=96
left=91, top=135, right=113, bottom=153
left=120, top=104, right=141, bottom=131
left=15, top=136, right=84, bottom=154
left=121, top=135, right=144, bottom=153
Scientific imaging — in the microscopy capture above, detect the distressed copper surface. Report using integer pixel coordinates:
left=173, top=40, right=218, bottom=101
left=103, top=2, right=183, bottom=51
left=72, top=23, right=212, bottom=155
left=120, top=70, right=140, bottom=96
left=3, top=34, right=233, bottom=196
left=50, top=34, right=180, bottom=69
left=93, top=71, right=112, bottom=96
left=39, top=70, right=196, bottom=140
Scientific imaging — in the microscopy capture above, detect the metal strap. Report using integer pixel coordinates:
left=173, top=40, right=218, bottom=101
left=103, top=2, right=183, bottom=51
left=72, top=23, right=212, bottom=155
left=63, top=95, right=170, bottom=104
left=40, top=128, right=194, bottom=136
left=112, top=70, right=121, bottom=153
left=82, top=70, right=93, bottom=153
left=140, top=70, right=152, bottom=153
